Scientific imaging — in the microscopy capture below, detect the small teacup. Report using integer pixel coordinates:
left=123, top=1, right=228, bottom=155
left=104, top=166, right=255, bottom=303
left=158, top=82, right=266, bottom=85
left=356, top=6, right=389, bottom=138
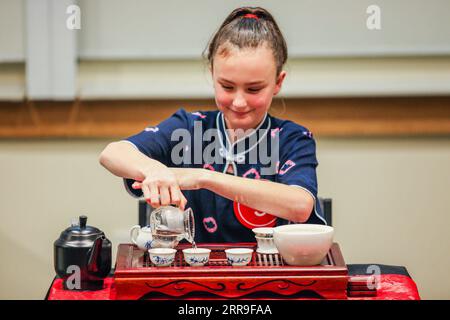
left=252, top=227, right=278, bottom=253
left=255, top=236, right=278, bottom=253
left=182, top=248, right=211, bottom=267
left=148, top=248, right=176, bottom=267
left=225, top=248, right=253, bottom=266
left=252, top=227, right=274, bottom=238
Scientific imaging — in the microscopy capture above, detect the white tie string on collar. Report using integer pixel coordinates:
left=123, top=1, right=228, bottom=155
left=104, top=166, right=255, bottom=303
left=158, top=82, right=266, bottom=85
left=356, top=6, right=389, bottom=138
left=219, top=147, right=246, bottom=164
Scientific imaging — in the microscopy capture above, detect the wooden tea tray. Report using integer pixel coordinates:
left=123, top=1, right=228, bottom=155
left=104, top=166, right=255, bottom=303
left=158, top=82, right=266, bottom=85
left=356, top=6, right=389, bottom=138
left=114, top=242, right=375, bottom=300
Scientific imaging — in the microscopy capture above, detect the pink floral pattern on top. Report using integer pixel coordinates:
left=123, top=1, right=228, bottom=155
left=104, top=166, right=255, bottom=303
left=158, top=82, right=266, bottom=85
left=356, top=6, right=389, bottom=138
left=144, top=127, right=159, bottom=132
left=203, top=217, right=218, bottom=233
left=192, top=112, right=207, bottom=119
left=271, top=127, right=283, bottom=138
left=279, top=160, right=296, bottom=175
left=203, top=164, right=215, bottom=171
left=243, top=168, right=260, bottom=179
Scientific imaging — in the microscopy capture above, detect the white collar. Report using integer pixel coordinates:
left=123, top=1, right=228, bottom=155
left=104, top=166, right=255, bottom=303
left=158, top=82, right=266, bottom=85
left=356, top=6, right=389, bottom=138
left=216, top=111, right=271, bottom=164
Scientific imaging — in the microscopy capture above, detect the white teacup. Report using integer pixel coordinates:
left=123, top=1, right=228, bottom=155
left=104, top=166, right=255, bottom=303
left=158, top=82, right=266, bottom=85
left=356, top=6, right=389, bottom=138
left=252, top=227, right=274, bottom=238
left=255, top=236, right=278, bottom=254
left=252, top=227, right=278, bottom=253
left=225, top=248, right=253, bottom=266
left=148, top=248, right=177, bottom=267
left=182, top=248, right=211, bottom=267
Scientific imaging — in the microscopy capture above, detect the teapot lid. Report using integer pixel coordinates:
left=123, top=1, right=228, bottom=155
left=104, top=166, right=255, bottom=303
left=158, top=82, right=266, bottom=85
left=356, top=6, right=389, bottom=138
left=59, top=215, right=104, bottom=242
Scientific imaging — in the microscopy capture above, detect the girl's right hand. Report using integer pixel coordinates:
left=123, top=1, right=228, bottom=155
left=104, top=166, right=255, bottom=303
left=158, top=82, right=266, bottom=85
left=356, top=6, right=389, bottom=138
left=132, top=166, right=187, bottom=210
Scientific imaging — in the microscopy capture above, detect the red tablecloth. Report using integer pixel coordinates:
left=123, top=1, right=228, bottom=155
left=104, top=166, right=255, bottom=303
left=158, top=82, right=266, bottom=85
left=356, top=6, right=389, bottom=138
left=46, top=273, right=420, bottom=300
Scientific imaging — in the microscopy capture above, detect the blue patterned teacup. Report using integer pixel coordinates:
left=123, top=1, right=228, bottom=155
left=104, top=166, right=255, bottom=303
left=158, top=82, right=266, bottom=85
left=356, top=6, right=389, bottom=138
left=182, top=248, right=211, bottom=267
left=148, top=248, right=177, bottom=267
left=225, top=248, right=253, bottom=266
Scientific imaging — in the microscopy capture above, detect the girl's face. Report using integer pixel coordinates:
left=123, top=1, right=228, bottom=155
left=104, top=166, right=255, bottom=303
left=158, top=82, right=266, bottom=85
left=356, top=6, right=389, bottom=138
left=211, top=44, right=286, bottom=131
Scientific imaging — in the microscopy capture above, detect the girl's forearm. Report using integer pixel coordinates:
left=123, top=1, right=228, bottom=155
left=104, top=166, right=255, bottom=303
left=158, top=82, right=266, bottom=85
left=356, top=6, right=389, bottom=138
left=201, top=170, right=314, bottom=222
left=99, top=141, right=165, bottom=181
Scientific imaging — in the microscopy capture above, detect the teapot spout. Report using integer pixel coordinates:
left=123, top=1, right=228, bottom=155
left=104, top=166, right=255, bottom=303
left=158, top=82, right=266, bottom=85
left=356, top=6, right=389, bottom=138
left=87, top=235, right=105, bottom=275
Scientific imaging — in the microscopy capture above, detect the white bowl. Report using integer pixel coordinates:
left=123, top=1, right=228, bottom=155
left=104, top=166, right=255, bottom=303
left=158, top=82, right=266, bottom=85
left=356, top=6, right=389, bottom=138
left=255, top=236, right=278, bottom=253
left=148, top=248, right=177, bottom=267
left=273, top=224, right=334, bottom=266
left=182, top=248, right=211, bottom=267
left=252, top=227, right=274, bottom=238
left=225, top=248, right=253, bottom=266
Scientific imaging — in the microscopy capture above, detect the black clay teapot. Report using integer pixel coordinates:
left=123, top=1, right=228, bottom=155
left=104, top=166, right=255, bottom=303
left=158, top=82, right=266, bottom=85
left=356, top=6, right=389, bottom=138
left=54, top=215, right=112, bottom=290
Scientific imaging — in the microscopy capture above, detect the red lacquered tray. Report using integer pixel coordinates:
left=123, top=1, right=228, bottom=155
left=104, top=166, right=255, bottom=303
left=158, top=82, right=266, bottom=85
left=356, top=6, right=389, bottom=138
left=114, top=242, right=376, bottom=300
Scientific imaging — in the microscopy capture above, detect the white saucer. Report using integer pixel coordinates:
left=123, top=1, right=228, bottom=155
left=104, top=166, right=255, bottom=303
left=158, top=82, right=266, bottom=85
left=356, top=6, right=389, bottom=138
left=256, top=247, right=279, bottom=254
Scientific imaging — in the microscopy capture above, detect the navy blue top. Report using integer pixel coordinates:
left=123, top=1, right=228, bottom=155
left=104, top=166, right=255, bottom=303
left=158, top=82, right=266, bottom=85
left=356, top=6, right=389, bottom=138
left=123, top=108, right=326, bottom=243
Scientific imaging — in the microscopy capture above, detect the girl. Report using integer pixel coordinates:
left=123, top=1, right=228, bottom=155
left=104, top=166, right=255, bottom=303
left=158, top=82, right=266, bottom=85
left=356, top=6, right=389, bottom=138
left=99, top=7, right=326, bottom=243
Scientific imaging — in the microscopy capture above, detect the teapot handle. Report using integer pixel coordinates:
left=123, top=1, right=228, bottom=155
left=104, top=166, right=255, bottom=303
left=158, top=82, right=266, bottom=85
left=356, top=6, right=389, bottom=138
left=130, top=225, right=141, bottom=246
left=183, top=207, right=195, bottom=242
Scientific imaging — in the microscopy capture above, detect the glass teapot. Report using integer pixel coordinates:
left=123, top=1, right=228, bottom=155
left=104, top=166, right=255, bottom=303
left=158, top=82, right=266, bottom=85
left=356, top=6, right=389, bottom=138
left=149, top=206, right=195, bottom=248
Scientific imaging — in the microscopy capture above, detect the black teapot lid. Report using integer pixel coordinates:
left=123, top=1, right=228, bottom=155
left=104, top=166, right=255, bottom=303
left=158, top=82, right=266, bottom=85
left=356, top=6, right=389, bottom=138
left=59, top=215, right=104, bottom=242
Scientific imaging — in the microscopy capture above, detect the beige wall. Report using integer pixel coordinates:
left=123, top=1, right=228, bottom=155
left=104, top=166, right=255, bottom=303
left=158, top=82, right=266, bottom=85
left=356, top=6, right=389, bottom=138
left=0, top=137, right=449, bottom=299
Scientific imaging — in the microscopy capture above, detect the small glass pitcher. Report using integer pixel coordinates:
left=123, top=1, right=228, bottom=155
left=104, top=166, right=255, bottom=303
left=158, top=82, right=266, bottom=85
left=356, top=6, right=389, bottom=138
left=149, top=206, right=195, bottom=248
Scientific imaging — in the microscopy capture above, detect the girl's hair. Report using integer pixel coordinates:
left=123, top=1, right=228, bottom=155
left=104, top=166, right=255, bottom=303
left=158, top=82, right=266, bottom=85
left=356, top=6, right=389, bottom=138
left=203, top=7, right=288, bottom=78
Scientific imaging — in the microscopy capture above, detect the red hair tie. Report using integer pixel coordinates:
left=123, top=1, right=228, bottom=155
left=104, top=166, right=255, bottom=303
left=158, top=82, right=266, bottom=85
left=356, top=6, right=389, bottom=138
left=243, top=13, right=259, bottom=20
